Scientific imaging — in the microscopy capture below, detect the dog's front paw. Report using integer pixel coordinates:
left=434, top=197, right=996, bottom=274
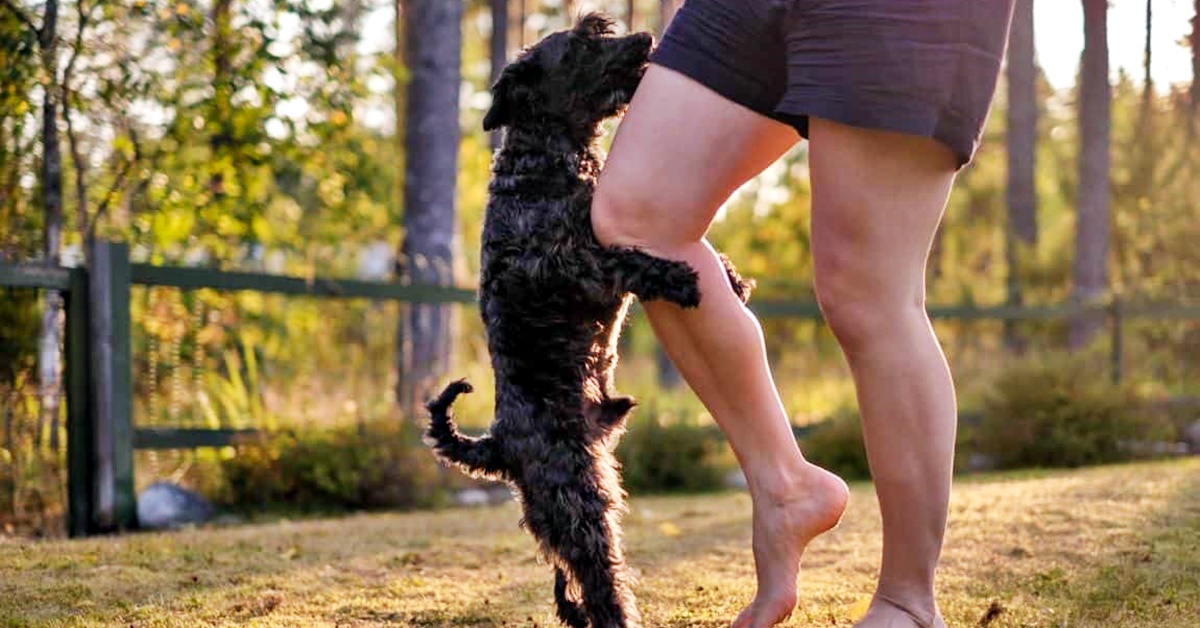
left=607, top=247, right=702, bottom=308
left=717, top=251, right=755, bottom=304
left=653, top=261, right=702, bottom=307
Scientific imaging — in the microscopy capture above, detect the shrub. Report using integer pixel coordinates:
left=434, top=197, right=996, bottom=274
left=971, top=352, right=1174, bottom=469
left=800, top=409, right=871, bottom=480
left=616, top=406, right=732, bottom=494
left=201, top=420, right=446, bottom=512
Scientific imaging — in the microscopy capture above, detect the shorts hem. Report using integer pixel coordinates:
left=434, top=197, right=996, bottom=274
left=774, top=93, right=978, bottom=168
left=649, top=38, right=807, bottom=131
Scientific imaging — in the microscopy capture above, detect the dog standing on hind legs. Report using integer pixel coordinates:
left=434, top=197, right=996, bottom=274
left=424, top=14, right=754, bottom=628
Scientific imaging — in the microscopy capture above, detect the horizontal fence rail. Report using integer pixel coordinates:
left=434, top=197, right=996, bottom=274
left=132, top=428, right=263, bottom=450
left=1, top=242, right=1198, bottom=536
left=130, top=264, right=477, bottom=302
left=0, top=263, right=81, bottom=291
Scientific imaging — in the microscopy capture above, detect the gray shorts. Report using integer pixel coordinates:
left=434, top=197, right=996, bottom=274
left=650, top=0, right=1016, bottom=167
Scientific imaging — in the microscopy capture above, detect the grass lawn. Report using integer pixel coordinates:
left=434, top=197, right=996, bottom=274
left=1, top=458, right=1197, bottom=627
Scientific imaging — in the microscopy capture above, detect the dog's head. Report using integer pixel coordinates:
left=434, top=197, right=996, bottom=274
left=482, top=13, right=653, bottom=134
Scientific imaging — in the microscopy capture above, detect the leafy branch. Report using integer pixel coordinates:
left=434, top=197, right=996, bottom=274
left=0, top=0, right=40, bottom=36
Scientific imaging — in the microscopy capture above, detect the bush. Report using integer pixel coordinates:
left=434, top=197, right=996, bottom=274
left=201, top=420, right=446, bottom=512
left=616, top=407, right=732, bottom=494
left=800, top=409, right=871, bottom=480
left=971, top=352, right=1174, bottom=469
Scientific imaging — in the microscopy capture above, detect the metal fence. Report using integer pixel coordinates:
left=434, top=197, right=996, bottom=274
left=0, top=240, right=473, bottom=536
left=1, top=239, right=1198, bottom=536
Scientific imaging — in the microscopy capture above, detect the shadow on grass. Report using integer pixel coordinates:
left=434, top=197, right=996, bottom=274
left=5, top=461, right=1199, bottom=627
left=1043, top=462, right=1200, bottom=627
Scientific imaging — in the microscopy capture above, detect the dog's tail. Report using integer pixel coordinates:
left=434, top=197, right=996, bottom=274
left=425, top=379, right=508, bottom=479
left=554, top=567, right=590, bottom=628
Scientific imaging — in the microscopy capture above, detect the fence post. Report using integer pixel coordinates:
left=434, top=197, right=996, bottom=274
left=1109, top=297, right=1123, bottom=386
left=89, top=240, right=136, bottom=531
left=65, top=268, right=94, bottom=537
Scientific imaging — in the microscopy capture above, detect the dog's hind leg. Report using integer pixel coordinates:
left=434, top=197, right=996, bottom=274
left=604, top=247, right=701, bottom=308
left=559, top=516, right=641, bottom=628
left=538, top=485, right=640, bottom=628
left=425, top=380, right=508, bottom=479
left=554, top=567, right=590, bottom=628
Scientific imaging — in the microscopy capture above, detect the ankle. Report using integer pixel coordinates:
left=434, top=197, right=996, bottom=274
left=741, top=456, right=806, bottom=499
left=744, top=458, right=845, bottom=505
left=873, top=588, right=939, bottom=627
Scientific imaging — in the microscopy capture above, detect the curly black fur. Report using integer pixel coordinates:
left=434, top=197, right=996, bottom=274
left=424, top=14, right=753, bottom=628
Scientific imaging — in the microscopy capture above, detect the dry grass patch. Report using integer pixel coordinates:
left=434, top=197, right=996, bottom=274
left=1, top=459, right=1196, bottom=627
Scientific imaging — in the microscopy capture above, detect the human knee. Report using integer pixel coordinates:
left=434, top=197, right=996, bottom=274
left=591, top=176, right=709, bottom=254
left=591, top=181, right=654, bottom=249
left=815, top=268, right=924, bottom=354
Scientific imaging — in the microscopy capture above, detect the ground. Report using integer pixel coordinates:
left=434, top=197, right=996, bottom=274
left=1, top=459, right=1197, bottom=627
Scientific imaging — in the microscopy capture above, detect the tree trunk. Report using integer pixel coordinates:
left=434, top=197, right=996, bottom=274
left=1191, top=0, right=1200, bottom=132
left=627, top=0, right=635, bottom=32
left=517, top=0, right=526, bottom=48
left=1004, top=0, right=1037, bottom=351
left=1070, top=0, right=1111, bottom=349
left=396, top=0, right=463, bottom=413
left=211, top=0, right=233, bottom=152
left=489, top=0, right=508, bottom=150
left=393, top=0, right=408, bottom=411
left=341, top=0, right=364, bottom=58
left=1142, top=0, right=1153, bottom=114
left=38, top=0, right=63, bottom=452
left=1006, top=0, right=1037, bottom=249
left=659, top=0, right=678, bottom=32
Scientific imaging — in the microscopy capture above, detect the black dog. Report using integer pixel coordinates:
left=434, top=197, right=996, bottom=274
left=425, top=14, right=752, bottom=628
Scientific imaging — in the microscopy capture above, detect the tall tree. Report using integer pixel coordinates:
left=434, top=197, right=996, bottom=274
left=3, top=0, right=65, bottom=448
left=1142, top=0, right=1153, bottom=114
left=396, top=0, right=463, bottom=411
left=1004, top=0, right=1037, bottom=350
left=489, top=0, right=507, bottom=150
left=1071, top=0, right=1111, bottom=348
left=517, top=0, right=526, bottom=47
left=659, top=0, right=677, bottom=32
left=1191, top=0, right=1200, bottom=132
left=210, top=0, right=233, bottom=199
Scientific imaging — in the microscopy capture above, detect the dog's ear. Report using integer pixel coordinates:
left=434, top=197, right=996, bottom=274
left=574, top=12, right=616, bottom=38
left=483, top=60, right=538, bottom=132
left=483, top=73, right=513, bottom=132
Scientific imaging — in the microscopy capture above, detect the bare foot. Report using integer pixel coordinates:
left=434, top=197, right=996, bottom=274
left=853, top=597, right=945, bottom=628
left=731, top=463, right=850, bottom=628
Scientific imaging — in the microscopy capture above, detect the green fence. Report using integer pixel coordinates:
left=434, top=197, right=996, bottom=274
left=2, top=239, right=1198, bottom=536
left=1, top=240, right=473, bottom=536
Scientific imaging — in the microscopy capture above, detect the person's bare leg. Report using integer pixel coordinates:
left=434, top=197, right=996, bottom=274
left=593, top=66, right=849, bottom=628
left=807, top=118, right=959, bottom=628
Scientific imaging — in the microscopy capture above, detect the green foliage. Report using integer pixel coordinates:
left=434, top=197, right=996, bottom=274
left=799, top=409, right=871, bottom=481
left=616, top=405, right=733, bottom=494
left=201, top=420, right=444, bottom=511
left=0, top=289, right=39, bottom=385
left=972, top=352, right=1175, bottom=469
